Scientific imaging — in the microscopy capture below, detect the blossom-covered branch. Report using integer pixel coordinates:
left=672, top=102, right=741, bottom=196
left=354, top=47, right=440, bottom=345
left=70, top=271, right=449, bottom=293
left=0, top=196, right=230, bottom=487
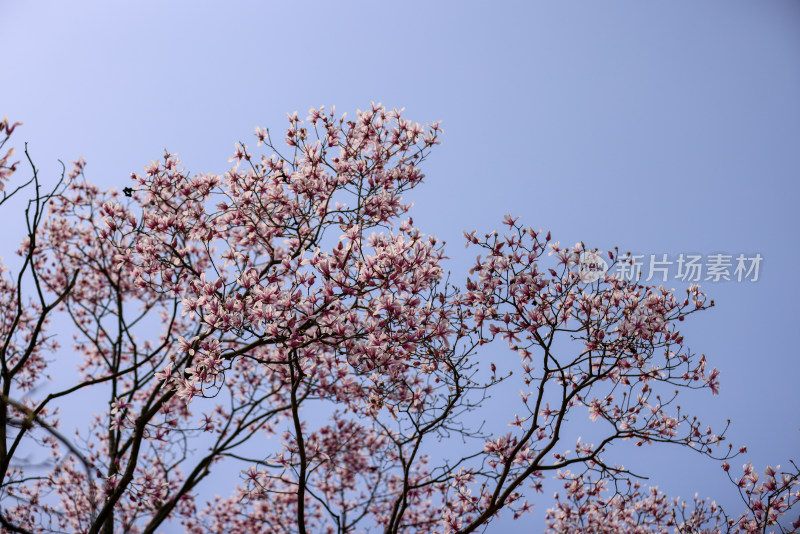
left=0, top=107, right=796, bottom=533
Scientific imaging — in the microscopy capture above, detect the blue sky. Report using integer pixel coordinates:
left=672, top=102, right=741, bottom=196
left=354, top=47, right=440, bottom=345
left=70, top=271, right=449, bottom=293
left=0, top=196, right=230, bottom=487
left=3, top=1, right=799, bottom=531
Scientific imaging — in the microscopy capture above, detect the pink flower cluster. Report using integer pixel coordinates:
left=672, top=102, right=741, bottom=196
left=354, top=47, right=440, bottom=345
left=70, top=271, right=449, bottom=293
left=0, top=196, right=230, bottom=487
left=546, top=464, right=799, bottom=533
left=0, top=107, right=796, bottom=533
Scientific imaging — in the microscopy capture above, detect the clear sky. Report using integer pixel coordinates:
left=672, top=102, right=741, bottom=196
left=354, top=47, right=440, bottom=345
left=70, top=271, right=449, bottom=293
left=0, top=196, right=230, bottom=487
left=3, top=1, right=799, bottom=531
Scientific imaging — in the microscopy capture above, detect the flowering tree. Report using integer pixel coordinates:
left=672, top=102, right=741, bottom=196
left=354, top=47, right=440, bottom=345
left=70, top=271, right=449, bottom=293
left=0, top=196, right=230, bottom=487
left=0, top=107, right=797, bottom=533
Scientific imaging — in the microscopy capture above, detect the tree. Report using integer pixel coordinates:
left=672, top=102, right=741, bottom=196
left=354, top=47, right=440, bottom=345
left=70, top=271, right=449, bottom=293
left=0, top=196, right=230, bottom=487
left=0, top=106, right=797, bottom=534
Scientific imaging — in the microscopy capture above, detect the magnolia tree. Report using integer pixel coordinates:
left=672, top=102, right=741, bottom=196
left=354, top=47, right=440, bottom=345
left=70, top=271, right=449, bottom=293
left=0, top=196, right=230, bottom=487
left=0, top=107, right=797, bottom=534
